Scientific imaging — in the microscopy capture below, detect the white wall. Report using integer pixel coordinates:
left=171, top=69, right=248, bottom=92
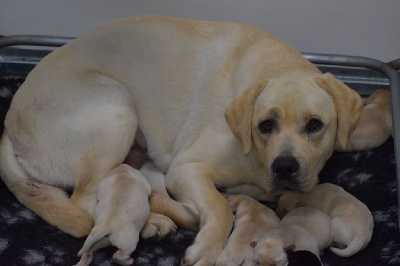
left=0, top=0, right=399, bottom=62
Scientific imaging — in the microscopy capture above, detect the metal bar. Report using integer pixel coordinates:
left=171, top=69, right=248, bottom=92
left=0, top=35, right=73, bottom=49
left=389, top=58, right=400, bottom=71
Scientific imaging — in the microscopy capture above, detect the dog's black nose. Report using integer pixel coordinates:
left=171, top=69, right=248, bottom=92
left=272, top=156, right=300, bottom=180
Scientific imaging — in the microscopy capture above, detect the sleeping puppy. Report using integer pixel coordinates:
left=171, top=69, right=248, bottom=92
left=276, top=183, right=373, bottom=257
left=286, top=250, right=322, bottom=266
left=216, top=195, right=280, bottom=265
left=345, top=89, right=393, bottom=151
left=254, top=206, right=333, bottom=266
left=123, top=148, right=179, bottom=242
left=75, top=165, right=151, bottom=266
left=0, top=16, right=364, bottom=265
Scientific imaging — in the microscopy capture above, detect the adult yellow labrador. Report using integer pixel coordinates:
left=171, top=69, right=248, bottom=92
left=0, top=16, right=362, bottom=265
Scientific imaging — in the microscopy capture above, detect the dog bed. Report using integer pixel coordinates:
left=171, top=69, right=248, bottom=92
left=0, top=44, right=399, bottom=265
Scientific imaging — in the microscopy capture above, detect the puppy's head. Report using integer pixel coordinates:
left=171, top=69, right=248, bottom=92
left=286, top=250, right=322, bottom=266
left=254, top=238, right=290, bottom=266
left=225, top=72, right=362, bottom=194
left=365, top=89, right=391, bottom=106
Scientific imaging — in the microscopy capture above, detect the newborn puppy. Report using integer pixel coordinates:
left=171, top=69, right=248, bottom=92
left=346, top=89, right=392, bottom=151
left=254, top=206, right=332, bottom=266
left=216, top=195, right=280, bottom=266
left=286, top=250, right=322, bottom=266
left=75, top=164, right=151, bottom=266
left=276, top=183, right=373, bottom=257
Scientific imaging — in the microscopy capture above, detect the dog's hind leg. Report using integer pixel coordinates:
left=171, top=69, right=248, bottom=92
left=1, top=75, right=138, bottom=237
left=140, top=212, right=178, bottom=241
left=0, top=134, right=94, bottom=237
left=149, top=193, right=199, bottom=230
left=139, top=161, right=199, bottom=230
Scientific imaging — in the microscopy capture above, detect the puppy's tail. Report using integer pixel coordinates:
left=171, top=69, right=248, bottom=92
left=0, top=133, right=94, bottom=237
left=77, top=225, right=110, bottom=256
left=329, top=234, right=371, bottom=257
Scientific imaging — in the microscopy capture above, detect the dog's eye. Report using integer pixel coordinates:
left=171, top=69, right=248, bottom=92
left=258, top=119, right=275, bottom=134
left=306, top=118, right=323, bottom=133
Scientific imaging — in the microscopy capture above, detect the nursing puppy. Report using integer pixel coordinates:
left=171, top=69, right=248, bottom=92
left=0, top=16, right=363, bottom=265
left=286, top=250, right=322, bottom=266
left=276, top=183, right=373, bottom=257
left=139, top=161, right=180, bottom=241
left=216, top=195, right=280, bottom=265
left=254, top=206, right=333, bottom=266
left=75, top=165, right=151, bottom=266
left=345, top=89, right=392, bottom=151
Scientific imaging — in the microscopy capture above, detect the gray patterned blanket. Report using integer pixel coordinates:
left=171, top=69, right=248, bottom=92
left=0, top=77, right=399, bottom=265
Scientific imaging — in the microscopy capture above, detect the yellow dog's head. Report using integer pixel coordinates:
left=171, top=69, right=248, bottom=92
left=225, top=72, right=363, bottom=193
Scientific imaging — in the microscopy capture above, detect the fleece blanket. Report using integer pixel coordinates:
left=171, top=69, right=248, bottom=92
left=0, top=76, right=399, bottom=265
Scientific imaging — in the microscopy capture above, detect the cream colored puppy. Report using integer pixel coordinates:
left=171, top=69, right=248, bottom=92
left=276, top=183, right=373, bottom=257
left=216, top=195, right=280, bottom=266
left=75, top=165, right=151, bottom=266
left=0, top=16, right=363, bottom=265
left=254, top=206, right=332, bottom=266
left=345, top=89, right=392, bottom=151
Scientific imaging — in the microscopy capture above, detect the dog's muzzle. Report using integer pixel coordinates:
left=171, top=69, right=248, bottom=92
left=271, top=156, right=301, bottom=192
left=272, top=156, right=300, bottom=180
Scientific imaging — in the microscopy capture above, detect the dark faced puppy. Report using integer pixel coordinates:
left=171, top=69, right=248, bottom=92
left=287, top=250, right=322, bottom=266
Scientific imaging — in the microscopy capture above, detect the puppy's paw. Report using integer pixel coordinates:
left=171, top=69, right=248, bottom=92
left=74, top=251, right=93, bottom=266
left=140, top=213, right=177, bottom=241
left=215, top=251, right=233, bottom=266
left=113, top=250, right=134, bottom=266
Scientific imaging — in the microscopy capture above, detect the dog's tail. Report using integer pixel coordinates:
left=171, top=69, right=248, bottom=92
left=329, top=234, right=371, bottom=257
left=0, top=133, right=94, bottom=237
left=77, top=225, right=110, bottom=256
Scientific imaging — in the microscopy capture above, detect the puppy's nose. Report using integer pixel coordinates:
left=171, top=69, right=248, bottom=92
left=272, top=156, right=300, bottom=180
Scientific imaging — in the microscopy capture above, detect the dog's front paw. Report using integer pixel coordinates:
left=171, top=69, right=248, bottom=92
left=216, top=246, right=255, bottom=266
left=181, top=243, right=221, bottom=266
left=140, top=212, right=177, bottom=241
left=181, top=237, right=226, bottom=266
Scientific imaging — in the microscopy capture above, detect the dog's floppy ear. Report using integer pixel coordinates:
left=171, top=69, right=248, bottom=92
left=314, top=73, right=363, bottom=151
left=225, top=82, right=267, bottom=155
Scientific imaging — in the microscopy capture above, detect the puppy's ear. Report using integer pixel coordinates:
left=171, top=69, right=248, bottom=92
left=314, top=73, right=363, bottom=150
left=225, top=82, right=267, bottom=155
